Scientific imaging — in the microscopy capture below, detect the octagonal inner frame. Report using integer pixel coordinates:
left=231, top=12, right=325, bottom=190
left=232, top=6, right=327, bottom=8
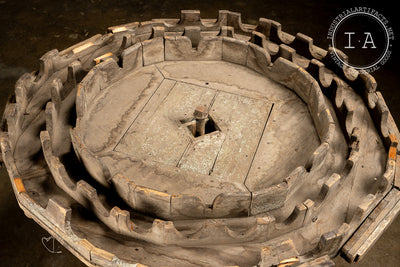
left=72, top=33, right=342, bottom=220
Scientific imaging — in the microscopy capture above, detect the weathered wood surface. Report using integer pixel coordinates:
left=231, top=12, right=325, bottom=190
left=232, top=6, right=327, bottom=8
left=342, top=188, right=400, bottom=262
left=1, top=9, right=399, bottom=267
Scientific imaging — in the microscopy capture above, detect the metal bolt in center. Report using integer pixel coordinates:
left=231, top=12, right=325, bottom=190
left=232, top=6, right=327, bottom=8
left=193, top=105, right=208, bottom=136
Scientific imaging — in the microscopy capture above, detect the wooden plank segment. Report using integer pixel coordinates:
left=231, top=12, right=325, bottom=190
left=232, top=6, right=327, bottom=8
left=342, top=188, right=400, bottom=262
left=115, top=81, right=214, bottom=166
left=211, top=91, right=272, bottom=183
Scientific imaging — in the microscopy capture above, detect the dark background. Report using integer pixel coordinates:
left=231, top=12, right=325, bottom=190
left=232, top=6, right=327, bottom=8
left=0, top=1, right=399, bottom=266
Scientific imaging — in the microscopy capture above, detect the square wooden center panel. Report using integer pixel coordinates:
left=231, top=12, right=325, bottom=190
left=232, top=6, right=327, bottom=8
left=114, top=81, right=273, bottom=184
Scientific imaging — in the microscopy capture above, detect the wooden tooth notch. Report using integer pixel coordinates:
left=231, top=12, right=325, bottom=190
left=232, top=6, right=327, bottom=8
left=183, top=26, right=201, bottom=48
left=225, top=11, right=253, bottom=36
left=290, top=32, right=314, bottom=59
left=150, top=26, right=165, bottom=39
left=267, top=20, right=295, bottom=44
left=317, top=173, right=341, bottom=204
left=313, top=224, right=349, bottom=258
left=275, top=44, right=296, bottom=62
left=250, top=31, right=267, bottom=49
left=34, top=49, right=58, bottom=83
left=45, top=198, right=72, bottom=230
left=254, top=18, right=272, bottom=39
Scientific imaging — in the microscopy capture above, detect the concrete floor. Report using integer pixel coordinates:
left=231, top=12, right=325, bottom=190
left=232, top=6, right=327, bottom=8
left=0, top=0, right=399, bottom=266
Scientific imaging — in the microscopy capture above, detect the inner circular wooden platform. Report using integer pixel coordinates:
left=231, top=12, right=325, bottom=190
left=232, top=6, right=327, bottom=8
left=81, top=60, right=320, bottom=203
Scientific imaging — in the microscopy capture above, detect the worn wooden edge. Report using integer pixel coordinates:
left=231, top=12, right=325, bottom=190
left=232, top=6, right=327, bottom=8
left=1, top=132, right=137, bottom=266
left=44, top=129, right=308, bottom=246
left=20, top=10, right=378, bottom=120
left=259, top=239, right=299, bottom=266
left=0, top=8, right=396, bottom=266
left=395, top=153, right=400, bottom=189
left=341, top=188, right=400, bottom=263
left=312, top=223, right=349, bottom=258
left=45, top=125, right=330, bottom=246
left=251, top=23, right=395, bottom=155
left=297, top=255, right=335, bottom=267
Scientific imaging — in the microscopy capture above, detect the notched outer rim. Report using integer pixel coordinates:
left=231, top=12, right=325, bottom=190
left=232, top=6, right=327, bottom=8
left=0, top=9, right=399, bottom=267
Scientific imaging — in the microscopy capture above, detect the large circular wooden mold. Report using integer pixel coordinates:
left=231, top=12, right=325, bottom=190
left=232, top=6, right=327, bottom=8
left=2, top=10, right=400, bottom=266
